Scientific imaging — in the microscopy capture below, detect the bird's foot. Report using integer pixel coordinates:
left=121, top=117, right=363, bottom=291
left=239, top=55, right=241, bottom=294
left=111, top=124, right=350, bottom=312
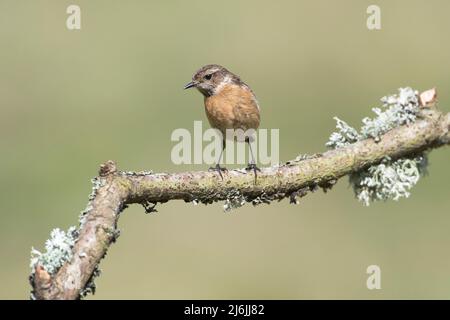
left=209, top=164, right=228, bottom=180
left=245, top=163, right=261, bottom=184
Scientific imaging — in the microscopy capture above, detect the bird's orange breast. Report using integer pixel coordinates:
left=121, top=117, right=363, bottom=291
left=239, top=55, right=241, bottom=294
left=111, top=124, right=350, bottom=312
left=204, top=84, right=260, bottom=134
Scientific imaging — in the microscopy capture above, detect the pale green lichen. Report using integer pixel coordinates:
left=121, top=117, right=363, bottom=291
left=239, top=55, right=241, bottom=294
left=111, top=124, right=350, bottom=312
left=327, top=87, right=428, bottom=205
left=30, top=227, right=78, bottom=275
left=223, top=188, right=288, bottom=211
left=223, top=190, right=246, bottom=212
left=88, top=177, right=104, bottom=200
left=80, top=265, right=101, bottom=298
left=120, top=170, right=154, bottom=176
left=286, top=153, right=323, bottom=165
left=361, top=87, right=420, bottom=140
left=30, top=176, right=107, bottom=298
left=79, top=177, right=106, bottom=227
left=327, top=87, right=420, bottom=148
left=251, top=192, right=274, bottom=205
left=326, top=118, right=361, bottom=148
left=350, top=156, right=428, bottom=206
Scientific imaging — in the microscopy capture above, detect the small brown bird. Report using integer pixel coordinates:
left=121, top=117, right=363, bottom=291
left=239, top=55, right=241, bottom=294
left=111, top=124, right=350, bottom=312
left=184, top=64, right=261, bottom=180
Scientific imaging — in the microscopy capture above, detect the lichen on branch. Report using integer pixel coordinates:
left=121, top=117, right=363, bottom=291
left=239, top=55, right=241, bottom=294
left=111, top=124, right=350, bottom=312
left=327, top=87, right=434, bottom=205
left=30, top=227, right=78, bottom=276
left=29, top=87, right=449, bottom=299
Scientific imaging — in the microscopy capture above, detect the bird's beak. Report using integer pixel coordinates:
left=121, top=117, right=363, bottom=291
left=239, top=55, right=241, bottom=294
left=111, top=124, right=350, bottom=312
left=184, top=81, right=196, bottom=90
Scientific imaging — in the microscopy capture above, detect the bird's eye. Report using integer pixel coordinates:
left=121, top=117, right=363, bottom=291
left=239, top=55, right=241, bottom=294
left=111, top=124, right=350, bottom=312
left=204, top=74, right=212, bottom=80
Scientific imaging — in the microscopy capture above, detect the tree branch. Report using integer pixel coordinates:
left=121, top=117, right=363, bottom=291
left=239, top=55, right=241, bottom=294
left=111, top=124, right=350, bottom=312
left=30, top=105, right=449, bottom=300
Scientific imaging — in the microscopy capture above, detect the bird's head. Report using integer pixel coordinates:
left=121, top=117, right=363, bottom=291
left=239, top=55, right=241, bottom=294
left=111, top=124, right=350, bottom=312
left=184, top=64, right=240, bottom=97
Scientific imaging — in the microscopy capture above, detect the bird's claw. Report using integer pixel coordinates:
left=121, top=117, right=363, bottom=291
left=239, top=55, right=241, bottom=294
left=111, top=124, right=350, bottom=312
left=209, top=164, right=228, bottom=180
left=245, top=163, right=261, bottom=184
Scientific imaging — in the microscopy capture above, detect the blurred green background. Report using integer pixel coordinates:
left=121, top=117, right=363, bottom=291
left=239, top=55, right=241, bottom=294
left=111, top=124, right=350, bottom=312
left=1, top=0, right=449, bottom=299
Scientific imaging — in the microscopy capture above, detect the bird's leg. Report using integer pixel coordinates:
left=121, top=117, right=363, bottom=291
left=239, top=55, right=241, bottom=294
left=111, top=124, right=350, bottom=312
left=209, top=139, right=227, bottom=180
left=245, top=137, right=261, bottom=183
